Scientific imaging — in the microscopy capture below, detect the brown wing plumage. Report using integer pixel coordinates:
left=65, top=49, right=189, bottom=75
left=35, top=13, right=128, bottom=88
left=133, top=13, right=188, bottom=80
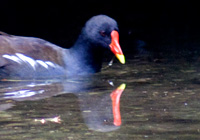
left=0, top=32, right=67, bottom=78
left=0, top=33, right=65, bottom=67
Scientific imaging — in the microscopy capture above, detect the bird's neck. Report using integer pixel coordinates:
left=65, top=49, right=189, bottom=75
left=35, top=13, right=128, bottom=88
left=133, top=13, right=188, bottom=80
left=64, top=35, right=105, bottom=75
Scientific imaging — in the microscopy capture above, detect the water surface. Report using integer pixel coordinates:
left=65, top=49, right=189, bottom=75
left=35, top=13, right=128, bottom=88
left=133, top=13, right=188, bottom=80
left=0, top=54, right=200, bottom=140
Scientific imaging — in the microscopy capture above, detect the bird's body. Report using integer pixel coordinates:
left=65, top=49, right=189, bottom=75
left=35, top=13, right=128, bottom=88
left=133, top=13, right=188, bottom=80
left=0, top=15, right=125, bottom=79
left=0, top=34, right=67, bottom=78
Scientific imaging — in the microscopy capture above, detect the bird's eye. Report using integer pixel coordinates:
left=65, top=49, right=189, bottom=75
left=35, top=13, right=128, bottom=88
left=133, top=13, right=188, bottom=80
left=100, top=31, right=106, bottom=37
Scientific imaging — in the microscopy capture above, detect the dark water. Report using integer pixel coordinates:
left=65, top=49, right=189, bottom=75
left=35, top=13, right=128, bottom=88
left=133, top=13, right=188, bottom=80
left=0, top=54, right=200, bottom=140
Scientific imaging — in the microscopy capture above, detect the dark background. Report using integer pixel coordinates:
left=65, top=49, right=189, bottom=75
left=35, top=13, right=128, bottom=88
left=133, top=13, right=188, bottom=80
left=1, top=0, right=200, bottom=57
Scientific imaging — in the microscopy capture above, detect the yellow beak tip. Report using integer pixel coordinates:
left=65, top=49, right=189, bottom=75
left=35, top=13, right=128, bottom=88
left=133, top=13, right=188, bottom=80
left=118, top=83, right=126, bottom=90
left=116, top=54, right=126, bottom=64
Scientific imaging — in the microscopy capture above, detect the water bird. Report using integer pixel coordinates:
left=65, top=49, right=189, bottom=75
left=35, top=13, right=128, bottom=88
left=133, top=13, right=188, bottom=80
left=0, top=15, right=125, bottom=79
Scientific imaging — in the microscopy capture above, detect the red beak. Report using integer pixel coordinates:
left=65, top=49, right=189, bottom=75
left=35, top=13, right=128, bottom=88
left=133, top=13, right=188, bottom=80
left=109, top=31, right=125, bottom=64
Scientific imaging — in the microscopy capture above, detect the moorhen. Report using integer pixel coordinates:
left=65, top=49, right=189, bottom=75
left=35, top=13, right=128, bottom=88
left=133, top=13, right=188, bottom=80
left=0, top=15, right=125, bottom=79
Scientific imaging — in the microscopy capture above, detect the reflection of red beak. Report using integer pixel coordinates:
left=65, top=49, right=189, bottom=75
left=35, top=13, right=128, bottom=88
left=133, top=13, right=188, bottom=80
left=110, top=83, right=126, bottom=126
left=109, top=31, right=125, bottom=64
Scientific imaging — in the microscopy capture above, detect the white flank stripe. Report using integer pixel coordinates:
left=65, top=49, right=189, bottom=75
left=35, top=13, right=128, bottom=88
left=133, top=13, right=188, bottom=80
left=36, top=60, right=49, bottom=69
left=45, top=61, right=56, bottom=68
left=16, top=53, right=37, bottom=70
left=2, top=54, right=22, bottom=64
left=2, top=53, right=59, bottom=71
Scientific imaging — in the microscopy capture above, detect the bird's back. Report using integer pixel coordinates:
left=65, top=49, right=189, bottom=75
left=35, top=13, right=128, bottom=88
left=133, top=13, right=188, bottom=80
left=0, top=32, right=67, bottom=79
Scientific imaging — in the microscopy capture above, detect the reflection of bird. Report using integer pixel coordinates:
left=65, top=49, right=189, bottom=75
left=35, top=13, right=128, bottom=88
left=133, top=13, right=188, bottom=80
left=0, top=79, right=126, bottom=132
left=79, top=83, right=126, bottom=132
left=0, top=15, right=125, bottom=79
